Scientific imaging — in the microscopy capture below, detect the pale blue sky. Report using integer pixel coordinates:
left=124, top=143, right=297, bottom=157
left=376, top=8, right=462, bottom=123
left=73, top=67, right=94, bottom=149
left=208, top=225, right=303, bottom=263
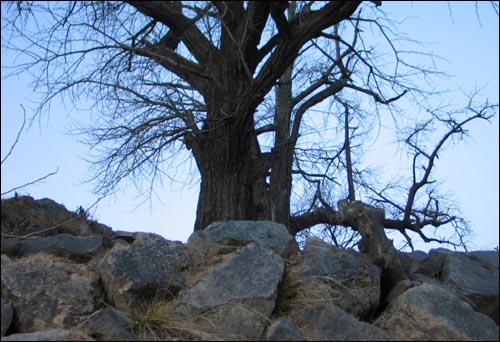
left=1, top=2, right=498, bottom=251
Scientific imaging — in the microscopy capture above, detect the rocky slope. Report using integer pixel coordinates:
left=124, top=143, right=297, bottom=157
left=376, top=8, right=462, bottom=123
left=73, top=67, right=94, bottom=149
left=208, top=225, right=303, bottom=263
left=1, top=196, right=498, bottom=341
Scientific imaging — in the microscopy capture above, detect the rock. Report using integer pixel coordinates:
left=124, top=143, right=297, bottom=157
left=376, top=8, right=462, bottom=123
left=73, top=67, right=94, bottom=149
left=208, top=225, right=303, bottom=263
left=1, top=234, right=103, bottom=262
left=263, top=317, right=305, bottom=341
left=375, top=282, right=499, bottom=341
left=290, top=303, right=398, bottom=341
left=98, top=233, right=188, bottom=311
left=423, top=248, right=499, bottom=324
left=1, top=196, right=498, bottom=341
left=185, top=303, right=269, bottom=341
left=180, top=242, right=285, bottom=340
left=79, top=307, right=136, bottom=341
left=181, top=242, right=283, bottom=312
left=294, top=237, right=381, bottom=320
left=1, top=298, right=13, bottom=336
left=113, top=231, right=136, bottom=243
left=469, top=250, right=499, bottom=268
left=385, top=279, right=416, bottom=303
left=1, top=254, right=101, bottom=333
left=398, top=250, right=429, bottom=275
left=1, top=329, right=93, bottom=341
left=187, top=220, right=298, bottom=258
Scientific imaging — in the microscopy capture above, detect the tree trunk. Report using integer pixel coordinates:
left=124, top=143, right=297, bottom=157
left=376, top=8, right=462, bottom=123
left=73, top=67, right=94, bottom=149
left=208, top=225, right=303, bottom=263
left=337, top=200, right=407, bottom=297
left=191, top=101, right=270, bottom=231
left=269, top=2, right=296, bottom=230
left=270, top=63, right=293, bottom=228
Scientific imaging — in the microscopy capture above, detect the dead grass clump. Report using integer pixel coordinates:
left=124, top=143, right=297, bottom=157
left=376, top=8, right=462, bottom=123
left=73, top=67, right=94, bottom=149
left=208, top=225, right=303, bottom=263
left=129, top=294, right=243, bottom=341
left=274, top=260, right=345, bottom=317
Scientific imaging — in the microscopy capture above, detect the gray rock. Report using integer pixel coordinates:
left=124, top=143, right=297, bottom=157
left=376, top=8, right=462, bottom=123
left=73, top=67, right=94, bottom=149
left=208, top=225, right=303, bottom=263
left=185, top=303, right=269, bottom=341
left=1, top=298, right=13, bottom=337
left=79, top=307, right=136, bottom=341
left=187, top=220, right=298, bottom=258
left=290, top=303, right=398, bottom=341
left=296, top=237, right=381, bottom=319
left=399, top=250, right=429, bottom=275
left=375, top=282, right=499, bottom=341
left=180, top=242, right=285, bottom=340
left=113, top=231, right=136, bottom=243
left=181, top=242, right=284, bottom=313
left=417, top=249, right=447, bottom=278
left=98, top=233, right=188, bottom=311
left=1, top=254, right=101, bottom=333
left=385, top=279, right=416, bottom=303
left=426, top=248, right=499, bottom=324
left=1, top=234, right=103, bottom=262
left=0, top=329, right=93, bottom=341
left=264, top=317, right=305, bottom=341
left=469, top=250, right=499, bottom=268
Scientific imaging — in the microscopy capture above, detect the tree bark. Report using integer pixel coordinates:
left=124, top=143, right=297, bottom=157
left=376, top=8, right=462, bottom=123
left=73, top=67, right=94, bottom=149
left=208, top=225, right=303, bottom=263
left=336, top=200, right=407, bottom=290
left=192, top=122, right=270, bottom=230
left=191, top=80, right=271, bottom=230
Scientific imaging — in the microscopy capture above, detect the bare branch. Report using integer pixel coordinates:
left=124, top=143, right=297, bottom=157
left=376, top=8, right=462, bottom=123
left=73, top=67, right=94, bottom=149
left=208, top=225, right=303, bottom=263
left=1, top=168, right=59, bottom=197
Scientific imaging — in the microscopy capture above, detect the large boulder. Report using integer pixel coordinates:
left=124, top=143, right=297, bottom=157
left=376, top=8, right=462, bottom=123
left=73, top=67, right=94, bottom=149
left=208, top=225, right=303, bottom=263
left=98, top=233, right=188, bottom=311
left=290, top=303, right=398, bottom=341
left=292, top=237, right=381, bottom=320
left=375, top=282, right=499, bottom=341
left=180, top=242, right=285, bottom=340
left=78, top=307, right=137, bottom=341
left=187, top=220, right=298, bottom=258
left=1, top=254, right=102, bottom=333
left=421, top=248, right=499, bottom=324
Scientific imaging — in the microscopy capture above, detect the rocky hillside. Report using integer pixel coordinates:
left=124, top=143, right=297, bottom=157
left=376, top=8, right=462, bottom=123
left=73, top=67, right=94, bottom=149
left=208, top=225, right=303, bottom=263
left=1, top=196, right=498, bottom=341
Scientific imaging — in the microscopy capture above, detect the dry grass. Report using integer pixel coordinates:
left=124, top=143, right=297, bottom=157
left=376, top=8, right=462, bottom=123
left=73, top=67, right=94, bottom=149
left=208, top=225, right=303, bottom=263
left=129, top=292, right=253, bottom=341
left=274, top=258, right=347, bottom=317
left=130, top=298, right=206, bottom=341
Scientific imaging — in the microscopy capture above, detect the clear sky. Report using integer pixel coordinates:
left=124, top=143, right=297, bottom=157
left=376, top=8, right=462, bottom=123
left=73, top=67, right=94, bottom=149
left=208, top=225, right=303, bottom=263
left=1, top=2, right=498, bottom=251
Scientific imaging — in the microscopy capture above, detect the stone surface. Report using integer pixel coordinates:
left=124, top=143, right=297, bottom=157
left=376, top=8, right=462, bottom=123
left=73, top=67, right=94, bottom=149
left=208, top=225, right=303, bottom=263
left=296, top=237, right=381, bottom=319
left=181, top=242, right=284, bottom=315
left=0, top=329, right=93, bottom=341
left=422, top=248, right=499, bottom=324
left=187, top=220, right=298, bottom=258
left=180, top=242, right=285, bottom=340
left=290, top=303, right=398, bottom=341
left=79, top=307, right=136, bottom=341
left=98, top=233, right=188, bottom=311
left=1, top=234, right=103, bottom=262
left=263, top=317, right=305, bottom=341
left=185, top=303, right=269, bottom=341
left=375, top=282, right=499, bottom=341
left=1, top=297, right=13, bottom=337
left=1, top=254, right=101, bottom=333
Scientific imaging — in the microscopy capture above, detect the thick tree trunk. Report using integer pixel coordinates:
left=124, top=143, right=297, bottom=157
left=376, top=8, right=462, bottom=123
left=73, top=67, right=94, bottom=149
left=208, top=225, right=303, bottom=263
left=191, top=100, right=270, bottom=231
left=194, top=160, right=266, bottom=231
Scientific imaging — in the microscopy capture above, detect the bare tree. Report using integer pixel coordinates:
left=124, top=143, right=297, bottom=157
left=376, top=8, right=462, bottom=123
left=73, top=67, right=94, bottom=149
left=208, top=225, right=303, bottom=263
left=2, top=1, right=497, bottom=287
